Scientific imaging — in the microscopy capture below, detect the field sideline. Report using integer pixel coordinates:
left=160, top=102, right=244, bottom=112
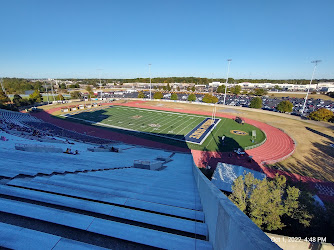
left=61, top=105, right=266, bottom=151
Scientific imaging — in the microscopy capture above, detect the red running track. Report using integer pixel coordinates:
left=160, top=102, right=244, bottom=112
left=33, top=102, right=334, bottom=201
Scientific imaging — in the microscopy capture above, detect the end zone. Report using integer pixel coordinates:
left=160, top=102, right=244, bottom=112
left=185, top=118, right=220, bottom=145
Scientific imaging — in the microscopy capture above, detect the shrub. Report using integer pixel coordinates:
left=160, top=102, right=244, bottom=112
left=187, top=94, right=196, bottom=102
left=153, top=92, right=163, bottom=99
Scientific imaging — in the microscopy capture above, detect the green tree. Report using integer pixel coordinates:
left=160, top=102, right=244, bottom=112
left=176, top=86, right=180, bottom=91
left=153, top=92, right=163, bottom=99
left=202, top=94, right=218, bottom=103
left=274, top=85, right=282, bottom=91
left=57, top=94, right=65, bottom=101
left=86, top=85, right=92, bottom=92
left=250, top=97, right=262, bottom=109
left=187, top=94, right=196, bottom=102
left=231, top=85, right=242, bottom=95
left=229, top=176, right=247, bottom=212
left=191, top=86, right=196, bottom=92
left=166, top=83, right=172, bottom=91
left=277, top=100, right=293, bottom=113
left=70, top=91, right=82, bottom=100
left=137, top=91, right=145, bottom=98
left=12, top=94, right=23, bottom=107
left=253, top=88, right=268, bottom=96
left=171, top=93, right=178, bottom=100
left=308, top=108, right=334, bottom=121
left=216, top=85, right=226, bottom=93
left=60, top=83, right=67, bottom=89
left=0, top=90, right=10, bottom=104
left=229, top=173, right=312, bottom=231
left=29, top=90, right=42, bottom=103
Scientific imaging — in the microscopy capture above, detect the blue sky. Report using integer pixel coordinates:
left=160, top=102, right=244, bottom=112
left=0, top=0, right=333, bottom=79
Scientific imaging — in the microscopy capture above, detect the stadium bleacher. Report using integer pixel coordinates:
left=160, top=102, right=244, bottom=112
left=0, top=108, right=280, bottom=249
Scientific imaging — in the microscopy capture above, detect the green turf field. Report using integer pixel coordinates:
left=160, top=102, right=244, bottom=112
left=62, top=106, right=266, bottom=151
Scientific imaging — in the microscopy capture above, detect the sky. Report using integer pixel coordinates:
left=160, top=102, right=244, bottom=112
left=0, top=0, right=333, bottom=79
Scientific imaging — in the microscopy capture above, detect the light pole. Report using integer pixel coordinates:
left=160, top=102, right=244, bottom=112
left=97, top=69, right=103, bottom=101
left=0, top=78, right=6, bottom=95
left=300, top=60, right=321, bottom=116
left=44, top=82, right=49, bottom=104
left=149, top=64, right=152, bottom=100
left=223, top=59, right=232, bottom=106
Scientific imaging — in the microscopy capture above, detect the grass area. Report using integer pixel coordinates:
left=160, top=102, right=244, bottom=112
left=268, top=92, right=333, bottom=100
left=61, top=105, right=265, bottom=151
left=139, top=100, right=334, bottom=182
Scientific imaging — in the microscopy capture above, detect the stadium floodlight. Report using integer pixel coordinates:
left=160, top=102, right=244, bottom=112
left=97, top=69, right=103, bottom=101
left=44, top=82, right=49, bottom=104
left=51, top=80, right=55, bottom=103
left=149, top=64, right=152, bottom=100
left=300, top=60, right=321, bottom=116
left=0, top=78, right=6, bottom=95
left=223, top=59, right=232, bottom=106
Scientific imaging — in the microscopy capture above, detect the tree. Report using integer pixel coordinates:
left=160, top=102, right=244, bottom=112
left=216, top=85, right=226, bottom=93
left=137, top=91, right=145, bottom=98
left=277, top=100, right=293, bottom=113
left=191, top=86, right=196, bottom=92
left=231, top=85, right=242, bottom=95
left=57, top=94, right=65, bottom=101
left=171, top=93, right=178, bottom=100
left=153, top=92, right=163, bottom=99
left=176, top=86, right=180, bottom=91
left=250, top=97, right=262, bottom=109
left=202, top=94, right=218, bottom=103
left=70, top=91, right=82, bottom=100
left=86, top=86, right=93, bottom=92
left=229, top=173, right=312, bottom=231
left=166, top=83, right=172, bottom=91
left=274, top=85, right=282, bottom=91
left=253, top=88, right=268, bottom=96
left=29, top=90, right=42, bottom=103
left=308, top=108, right=334, bottom=121
left=187, top=94, right=196, bottom=102
left=0, top=90, right=10, bottom=104
left=12, top=94, right=23, bottom=106
left=60, top=83, right=67, bottom=89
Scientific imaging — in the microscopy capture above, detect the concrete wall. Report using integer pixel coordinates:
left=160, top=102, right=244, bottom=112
left=192, top=162, right=281, bottom=250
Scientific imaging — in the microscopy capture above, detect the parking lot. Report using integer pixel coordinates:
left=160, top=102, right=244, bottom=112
left=96, top=91, right=334, bottom=118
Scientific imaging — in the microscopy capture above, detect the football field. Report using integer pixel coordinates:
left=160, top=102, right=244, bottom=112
left=62, top=106, right=266, bottom=151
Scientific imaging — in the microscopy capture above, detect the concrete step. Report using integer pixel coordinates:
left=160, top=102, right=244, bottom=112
left=0, top=197, right=212, bottom=249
